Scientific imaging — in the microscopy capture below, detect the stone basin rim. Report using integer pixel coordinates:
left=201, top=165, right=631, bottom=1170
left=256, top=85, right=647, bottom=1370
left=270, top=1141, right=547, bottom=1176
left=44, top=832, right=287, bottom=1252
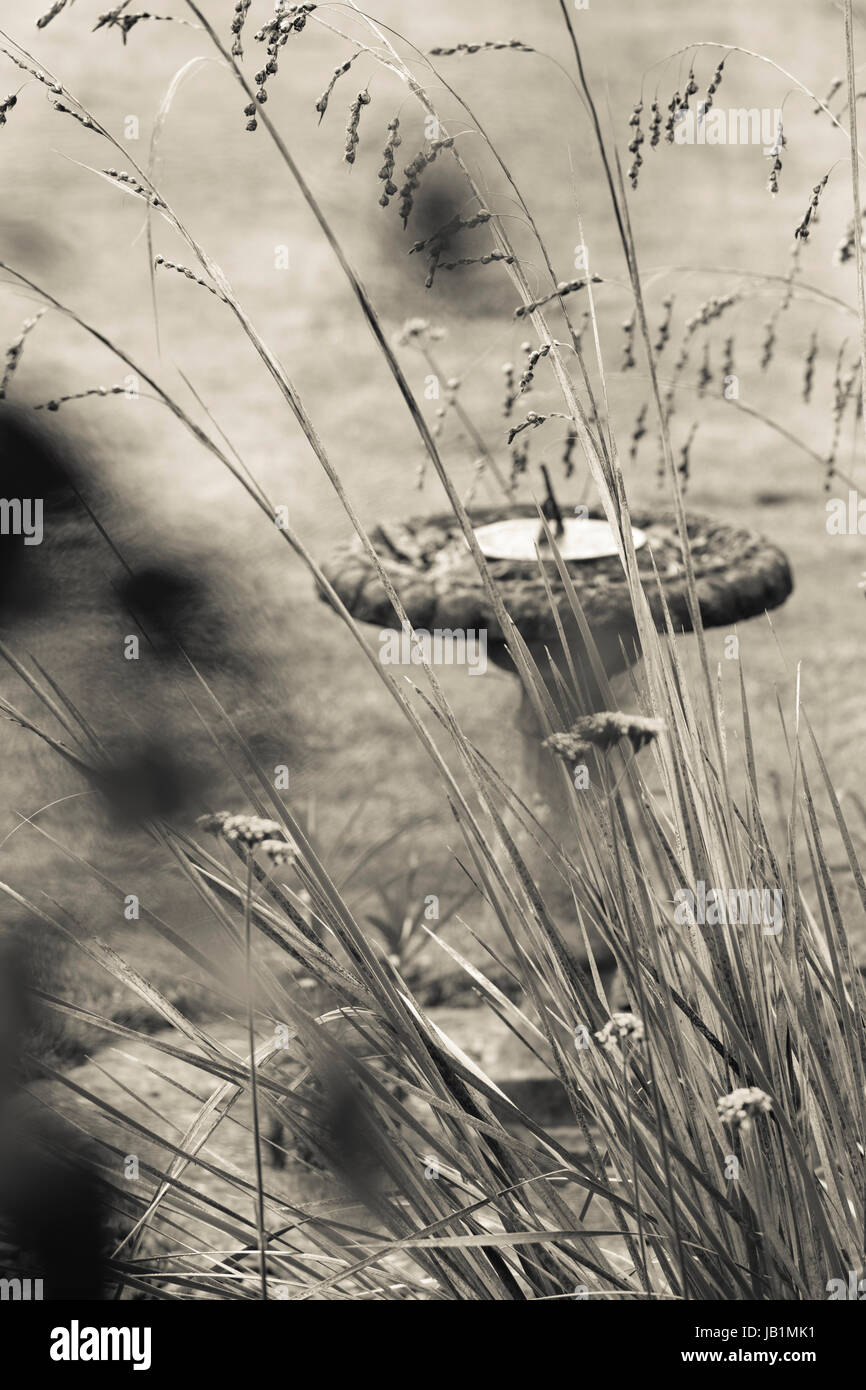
left=318, top=503, right=794, bottom=650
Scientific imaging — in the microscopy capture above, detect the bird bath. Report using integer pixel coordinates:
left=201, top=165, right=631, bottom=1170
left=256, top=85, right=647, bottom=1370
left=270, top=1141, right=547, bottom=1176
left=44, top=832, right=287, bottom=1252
left=320, top=500, right=793, bottom=714
left=319, top=501, right=793, bottom=955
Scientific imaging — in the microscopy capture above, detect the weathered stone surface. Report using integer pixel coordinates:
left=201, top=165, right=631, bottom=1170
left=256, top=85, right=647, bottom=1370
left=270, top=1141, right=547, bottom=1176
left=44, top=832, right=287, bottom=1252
left=320, top=504, right=794, bottom=658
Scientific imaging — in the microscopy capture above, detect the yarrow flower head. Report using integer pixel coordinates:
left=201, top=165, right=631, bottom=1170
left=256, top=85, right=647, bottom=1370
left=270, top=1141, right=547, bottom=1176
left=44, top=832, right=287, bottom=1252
left=716, top=1086, right=772, bottom=1132
left=197, top=812, right=290, bottom=850
left=259, top=838, right=297, bottom=866
left=543, top=711, right=665, bottom=763
left=595, top=1012, right=645, bottom=1049
left=395, top=317, right=446, bottom=348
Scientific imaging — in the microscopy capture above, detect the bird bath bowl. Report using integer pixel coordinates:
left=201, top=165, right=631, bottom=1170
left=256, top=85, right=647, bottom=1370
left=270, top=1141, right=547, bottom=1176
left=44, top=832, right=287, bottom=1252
left=320, top=503, right=792, bottom=671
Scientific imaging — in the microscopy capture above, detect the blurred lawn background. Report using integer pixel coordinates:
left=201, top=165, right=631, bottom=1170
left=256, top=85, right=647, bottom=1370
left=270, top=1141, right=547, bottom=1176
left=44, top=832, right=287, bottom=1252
left=1, top=0, right=865, bottom=1053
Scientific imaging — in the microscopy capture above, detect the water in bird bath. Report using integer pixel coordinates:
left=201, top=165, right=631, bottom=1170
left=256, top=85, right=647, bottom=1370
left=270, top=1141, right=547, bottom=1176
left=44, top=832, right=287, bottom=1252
left=473, top=515, right=648, bottom=562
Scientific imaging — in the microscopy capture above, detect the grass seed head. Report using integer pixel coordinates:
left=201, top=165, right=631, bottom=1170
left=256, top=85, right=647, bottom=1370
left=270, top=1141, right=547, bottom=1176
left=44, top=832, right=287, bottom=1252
left=103, top=167, right=164, bottom=207
left=231, top=0, right=253, bottom=59
left=654, top=295, right=675, bottom=355
left=678, top=420, right=699, bottom=486
left=317, top=56, right=358, bottom=122
left=621, top=312, right=636, bottom=370
left=0, top=309, right=47, bottom=400
left=34, top=384, right=129, bottom=411
left=519, top=341, right=551, bottom=392
left=501, top=361, right=516, bottom=418
left=396, top=138, right=453, bottom=227
left=648, top=99, right=662, bottom=147
left=826, top=344, right=857, bottom=485
left=250, top=2, right=316, bottom=114
left=37, top=0, right=71, bottom=27
left=344, top=90, right=371, bottom=165
left=506, top=409, right=566, bottom=446
left=629, top=402, right=648, bottom=463
left=514, top=276, right=602, bottom=319
left=508, top=440, right=529, bottom=487
left=766, top=117, right=785, bottom=196
left=672, top=294, right=738, bottom=381
left=834, top=213, right=866, bottom=264
left=627, top=104, right=644, bottom=188
left=562, top=429, right=578, bottom=476
left=794, top=173, right=829, bottom=240
left=697, top=341, right=711, bottom=397
left=155, top=256, right=225, bottom=300
left=429, top=40, right=534, bottom=57
left=437, top=250, right=514, bottom=277
left=801, top=330, right=818, bottom=403
left=816, top=76, right=843, bottom=114
left=409, top=208, right=490, bottom=254
left=52, top=99, right=97, bottom=130
left=702, top=57, right=726, bottom=113
left=721, top=335, right=735, bottom=393
left=94, top=8, right=199, bottom=45
left=665, top=91, right=682, bottom=143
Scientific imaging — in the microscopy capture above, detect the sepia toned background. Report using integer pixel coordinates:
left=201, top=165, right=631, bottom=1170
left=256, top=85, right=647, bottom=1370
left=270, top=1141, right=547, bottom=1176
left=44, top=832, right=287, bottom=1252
left=0, top=0, right=863, bottom=1049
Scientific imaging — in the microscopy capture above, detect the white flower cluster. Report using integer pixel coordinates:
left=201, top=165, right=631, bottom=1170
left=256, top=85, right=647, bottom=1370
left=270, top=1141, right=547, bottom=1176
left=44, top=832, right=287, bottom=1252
left=716, top=1086, right=772, bottom=1131
left=595, top=1012, right=645, bottom=1050
left=197, top=813, right=296, bottom=865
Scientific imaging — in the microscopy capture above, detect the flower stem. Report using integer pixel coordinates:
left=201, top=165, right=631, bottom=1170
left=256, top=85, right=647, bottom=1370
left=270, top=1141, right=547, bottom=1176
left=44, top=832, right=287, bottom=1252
left=244, top=851, right=268, bottom=1300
